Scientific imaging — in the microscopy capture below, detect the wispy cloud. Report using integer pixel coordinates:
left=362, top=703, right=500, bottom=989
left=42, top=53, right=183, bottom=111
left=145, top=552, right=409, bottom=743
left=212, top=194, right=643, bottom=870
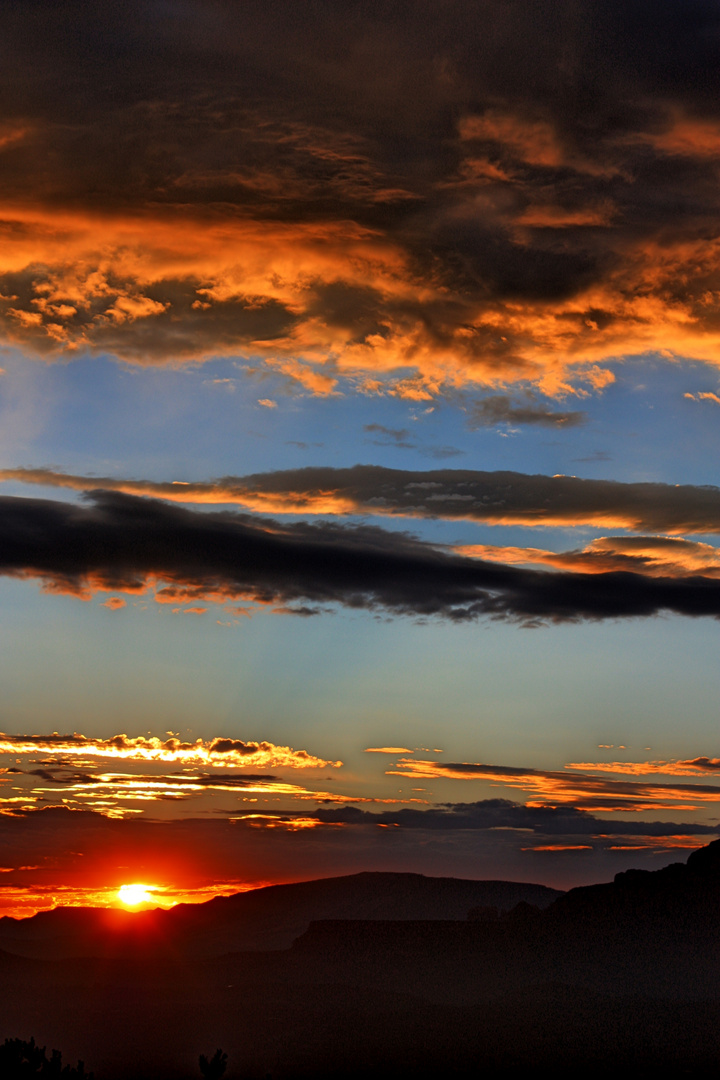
left=564, top=757, right=720, bottom=777
left=23, top=770, right=365, bottom=810
left=387, top=759, right=720, bottom=812
left=467, top=396, right=586, bottom=429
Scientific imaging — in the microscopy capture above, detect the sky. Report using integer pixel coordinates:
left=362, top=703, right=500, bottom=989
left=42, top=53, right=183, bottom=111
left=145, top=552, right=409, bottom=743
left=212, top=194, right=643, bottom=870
left=2, top=0, right=720, bottom=916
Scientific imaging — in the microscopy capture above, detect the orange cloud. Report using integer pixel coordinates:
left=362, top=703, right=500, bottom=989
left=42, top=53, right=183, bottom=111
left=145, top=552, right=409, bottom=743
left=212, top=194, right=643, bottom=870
left=26, top=772, right=360, bottom=808
left=7, top=6, right=720, bottom=398
left=597, top=835, right=713, bottom=851
left=230, top=814, right=346, bottom=830
left=100, top=597, right=126, bottom=610
left=0, top=732, right=341, bottom=770
left=0, top=467, right=359, bottom=516
left=365, top=747, right=413, bottom=754
left=8, top=467, right=720, bottom=538
left=388, top=758, right=720, bottom=812
left=4, top=195, right=720, bottom=397
left=522, top=844, right=593, bottom=852
left=456, top=536, right=720, bottom=577
left=684, top=391, right=720, bottom=405
left=515, top=204, right=614, bottom=229
left=457, top=112, right=574, bottom=169
left=261, top=358, right=338, bottom=395
left=565, top=757, right=720, bottom=777
left=635, top=113, right=720, bottom=158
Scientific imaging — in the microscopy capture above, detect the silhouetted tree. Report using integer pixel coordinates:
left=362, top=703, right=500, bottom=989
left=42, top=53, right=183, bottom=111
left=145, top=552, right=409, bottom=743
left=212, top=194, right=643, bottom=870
left=0, top=1037, right=92, bottom=1078
left=199, top=1048, right=227, bottom=1079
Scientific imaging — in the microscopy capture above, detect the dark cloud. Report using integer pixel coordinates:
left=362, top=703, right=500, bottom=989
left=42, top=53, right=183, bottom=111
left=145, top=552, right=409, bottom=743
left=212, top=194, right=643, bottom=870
left=363, top=424, right=412, bottom=442
left=6, top=490, right=720, bottom=623
left=26, top=768, right=96, bottom=786
left=311, top=800, right=720, bottom=837
left=9, top=464, right=720, bottom=535
left=361, top=426, right=463, bottom=458
left=230, top=465, right=720, bottom=533
left=468, top=395, right=586, bottom=428
left=363, top=423, right=416, bottom=449
left=1, top=2, right=720, bottom=383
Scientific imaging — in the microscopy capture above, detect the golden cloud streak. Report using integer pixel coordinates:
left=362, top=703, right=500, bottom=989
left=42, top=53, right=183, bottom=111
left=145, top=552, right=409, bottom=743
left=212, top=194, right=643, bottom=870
left=0, top=732, right=341, bottom=770
left=565, top=758, right=720, bottom=777
left=229, top=814, right=345, bottom=830
left=33, top=775, right=361, bottom=805
left=364, top=747, right=414, bottom=754
left=388, top=759, right=720, bottom=811
left=522, top=844, right=593, bottom=852
left=456, top=536, right=720, bottom=577
left=0, top=468, right=358, bottom=515
left=595, top=834, right=715, bottom=851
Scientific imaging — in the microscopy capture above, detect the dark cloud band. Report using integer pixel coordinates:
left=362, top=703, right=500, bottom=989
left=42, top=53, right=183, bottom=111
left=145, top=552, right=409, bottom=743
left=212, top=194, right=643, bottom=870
left=5, top=465, right=720, bottom=535
left=5, top=490, right=720, bottom=622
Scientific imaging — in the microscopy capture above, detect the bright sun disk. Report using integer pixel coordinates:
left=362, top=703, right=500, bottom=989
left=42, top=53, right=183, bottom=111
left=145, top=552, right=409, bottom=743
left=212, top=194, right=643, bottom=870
left=117, top=883, right=154, bottom=906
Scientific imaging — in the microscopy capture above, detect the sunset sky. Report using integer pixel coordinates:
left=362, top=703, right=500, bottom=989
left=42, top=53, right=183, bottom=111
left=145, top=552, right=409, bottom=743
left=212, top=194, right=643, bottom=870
left=2, top=0, right=720, bottom=917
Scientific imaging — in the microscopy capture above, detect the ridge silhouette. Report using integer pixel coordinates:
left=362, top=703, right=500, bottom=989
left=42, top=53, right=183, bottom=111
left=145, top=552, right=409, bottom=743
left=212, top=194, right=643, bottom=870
left=0, top=871, right=560, bottom=960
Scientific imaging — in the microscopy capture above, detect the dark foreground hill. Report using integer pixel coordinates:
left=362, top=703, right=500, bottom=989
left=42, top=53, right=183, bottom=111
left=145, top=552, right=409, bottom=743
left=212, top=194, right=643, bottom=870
left=0, top=871, right=561, bottom=959
left=2, top=847, right=720, bottom=1077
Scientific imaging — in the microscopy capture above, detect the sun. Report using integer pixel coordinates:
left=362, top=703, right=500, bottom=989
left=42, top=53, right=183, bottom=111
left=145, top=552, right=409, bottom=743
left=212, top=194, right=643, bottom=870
left=117, top=883, right=154, bottom=906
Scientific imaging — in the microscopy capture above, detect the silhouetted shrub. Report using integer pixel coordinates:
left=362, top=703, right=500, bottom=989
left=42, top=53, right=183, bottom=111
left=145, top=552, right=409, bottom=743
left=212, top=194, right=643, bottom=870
left=0, top=1037, right=92, bottom=1078
left=199, top=1048, right=227, bottom=1079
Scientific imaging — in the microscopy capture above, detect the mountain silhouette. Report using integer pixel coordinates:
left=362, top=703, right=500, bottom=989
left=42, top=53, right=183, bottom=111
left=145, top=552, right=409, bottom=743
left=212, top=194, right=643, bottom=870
left=0, top=871, right=561, bottom=960
left=1, top=850, right=720, bottom=1076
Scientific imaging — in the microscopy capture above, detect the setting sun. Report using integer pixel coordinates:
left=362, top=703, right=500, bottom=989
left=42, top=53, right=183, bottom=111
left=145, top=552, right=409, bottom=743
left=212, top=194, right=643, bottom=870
left=117, top=883, right=154, bottom=906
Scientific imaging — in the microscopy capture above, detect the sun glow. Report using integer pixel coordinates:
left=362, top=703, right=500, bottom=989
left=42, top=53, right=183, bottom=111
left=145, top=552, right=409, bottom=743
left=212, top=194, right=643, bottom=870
left=117, top=883, right=154, bottom=906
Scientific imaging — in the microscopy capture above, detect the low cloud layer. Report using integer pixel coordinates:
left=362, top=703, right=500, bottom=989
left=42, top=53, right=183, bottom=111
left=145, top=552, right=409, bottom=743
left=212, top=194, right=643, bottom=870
left=0, top=801, right=715, bottom=917
left=6, top=465, right=720, bottom=534
left=311, top=800, right=719, bottom=838
left=6, top=491, right=720, bottom=623
left=2, top=3, right=720, bottom=392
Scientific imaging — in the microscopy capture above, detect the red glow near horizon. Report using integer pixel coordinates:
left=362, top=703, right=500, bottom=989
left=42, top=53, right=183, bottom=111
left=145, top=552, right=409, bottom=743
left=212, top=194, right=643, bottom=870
left=0, top=881, right=265, bottom=920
